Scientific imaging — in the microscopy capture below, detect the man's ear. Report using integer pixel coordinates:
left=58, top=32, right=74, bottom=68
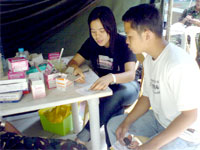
left=143, top=29, right=152, bottom=41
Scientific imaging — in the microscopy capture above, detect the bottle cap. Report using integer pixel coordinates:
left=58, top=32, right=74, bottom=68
left=18, top=48, right=24, bottom=52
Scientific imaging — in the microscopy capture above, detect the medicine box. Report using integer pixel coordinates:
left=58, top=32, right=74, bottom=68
left=48, top=52, right=60, bottom=60
left=44, top=72, right=60, bottom=89
left=29, top=72, right=46, bottom=99
left=8, top=57, right=29, bottom=72
left=8, top=71, right=26, bottom=79
left=26, top=64, right=47, bottom=75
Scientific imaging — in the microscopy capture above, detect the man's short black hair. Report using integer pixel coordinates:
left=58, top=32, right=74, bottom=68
left=122, top=4, right=163, bottom=37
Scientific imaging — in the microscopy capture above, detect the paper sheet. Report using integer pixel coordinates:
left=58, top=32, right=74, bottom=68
left=76, top=85, right=97, bottom=95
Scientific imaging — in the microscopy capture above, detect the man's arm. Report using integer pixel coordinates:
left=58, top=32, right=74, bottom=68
left=188, top=18, right=200, bottom=27
left=116, top=96, right=151, bottom=141
left=179, top=9, right=188, bottom=24
left=124, top=95, right=150, bottom=125
left=141, top=109, right=198, bottom=150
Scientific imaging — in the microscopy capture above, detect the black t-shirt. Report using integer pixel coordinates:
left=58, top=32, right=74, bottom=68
left=78, top=34, right=137, bottom=77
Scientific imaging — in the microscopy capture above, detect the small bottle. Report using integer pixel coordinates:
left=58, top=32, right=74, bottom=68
left=18, top=48, right=26, bottom=58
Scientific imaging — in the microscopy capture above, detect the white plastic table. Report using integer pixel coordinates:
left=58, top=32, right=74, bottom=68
left=0, top=68, right=112, bottom=150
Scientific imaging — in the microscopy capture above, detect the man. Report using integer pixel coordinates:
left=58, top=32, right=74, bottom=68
left=179, top=0, right=200, bottom=27
left=0, top=121, right=87, bottom=150
left=107, top=4, right=200, bottom=150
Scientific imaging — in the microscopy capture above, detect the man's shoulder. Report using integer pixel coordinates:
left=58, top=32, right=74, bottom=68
left=187, top=6, right=196, bottom=13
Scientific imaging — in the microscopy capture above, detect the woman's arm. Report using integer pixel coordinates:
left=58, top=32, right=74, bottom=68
left=67, top=53, right=86, bottom=83
left=90, top=61, right=136, bottom=90
left=67, top=53, right=85, bottom=69
left=114, top=61, right=136, bottom=84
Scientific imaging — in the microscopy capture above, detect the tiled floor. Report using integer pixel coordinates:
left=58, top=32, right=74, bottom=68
left=3, top=102, right=107, bottom=150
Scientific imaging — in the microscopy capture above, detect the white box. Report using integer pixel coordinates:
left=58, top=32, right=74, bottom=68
left=29, top=72, right=46, bottom=99
left=31, top=79, right=46, bottom=99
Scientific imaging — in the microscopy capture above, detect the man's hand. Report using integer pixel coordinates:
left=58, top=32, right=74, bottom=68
left=133, top=142, right=159, bottom=150
left=90, top=74, right=113, bottom=90
left=186, top=15, right=192, bottom=21
left=115, top=121, right=130, bottom=146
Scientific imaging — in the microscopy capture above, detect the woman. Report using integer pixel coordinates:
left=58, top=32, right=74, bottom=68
left=67, top=6, right=140, bottom=147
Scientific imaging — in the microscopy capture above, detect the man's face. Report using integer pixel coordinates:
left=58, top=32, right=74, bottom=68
left=196, top=0, right=200, bottom=10
left=124, top=21, right=145, bottom=54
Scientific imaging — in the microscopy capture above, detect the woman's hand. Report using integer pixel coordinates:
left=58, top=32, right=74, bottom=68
left=90, top=74, right=113, bottom=90
left=73, top=67, right=85, bottom=83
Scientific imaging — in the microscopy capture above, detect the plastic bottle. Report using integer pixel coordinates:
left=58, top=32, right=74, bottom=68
left=18, top=48, right=26, bottom=58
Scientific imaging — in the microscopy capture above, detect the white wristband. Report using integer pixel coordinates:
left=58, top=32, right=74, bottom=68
left=111, top=73, right=116, bottom=84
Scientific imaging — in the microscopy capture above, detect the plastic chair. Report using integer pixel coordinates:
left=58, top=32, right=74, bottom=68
left=124, top=53, right=145, bottom=113
left=170, top=23, right=200, bottom=59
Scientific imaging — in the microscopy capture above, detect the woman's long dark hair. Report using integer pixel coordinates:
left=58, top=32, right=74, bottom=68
left=88, top=6, right=117, bottom=55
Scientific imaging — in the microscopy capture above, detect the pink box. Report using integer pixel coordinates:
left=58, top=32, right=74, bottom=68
left=8, top=71, right=26, bottom=79
left=48, top=52, right=60, bottom=60
left=44, top=73, right=60, bottom=89
left=45, top=62, right=54, bottom=75
left=8, top=57, right=29, bottom=72
left=31, top=80, right=46, bottom=99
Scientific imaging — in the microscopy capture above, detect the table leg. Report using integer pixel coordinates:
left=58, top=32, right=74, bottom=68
left=88, top=98, right=100, bottom=150
left=72, top=103, right=81, bottom=133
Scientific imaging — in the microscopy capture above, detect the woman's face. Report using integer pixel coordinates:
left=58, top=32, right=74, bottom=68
left=90, top=19, right=110, bottom=48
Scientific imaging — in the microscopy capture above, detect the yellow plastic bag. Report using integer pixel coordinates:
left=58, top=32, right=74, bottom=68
left=43, top=105, right=71, bottom=123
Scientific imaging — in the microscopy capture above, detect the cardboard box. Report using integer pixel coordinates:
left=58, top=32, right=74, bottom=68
left=48, top=52, right=60, bottom=60
left=8, top=57, right=29, bottom=72
left=38, top=108, right=73, bottom=136
left=26, top=64, right=47, bottom=75
left=31, top=80, right=46, bottom=99
left=56, top=75, right=73, bottom=91
left=44, top=72, right=60, bottom=89
left=29, top=72, right=46, bottom=99
left=8, top=71, right=26, bottom=79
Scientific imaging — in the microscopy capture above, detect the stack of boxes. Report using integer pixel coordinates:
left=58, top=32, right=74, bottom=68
left=1, top=52, right=76, bottom=135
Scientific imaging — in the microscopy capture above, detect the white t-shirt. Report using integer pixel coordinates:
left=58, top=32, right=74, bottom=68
left=143, top=43, right=200, bottom=142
